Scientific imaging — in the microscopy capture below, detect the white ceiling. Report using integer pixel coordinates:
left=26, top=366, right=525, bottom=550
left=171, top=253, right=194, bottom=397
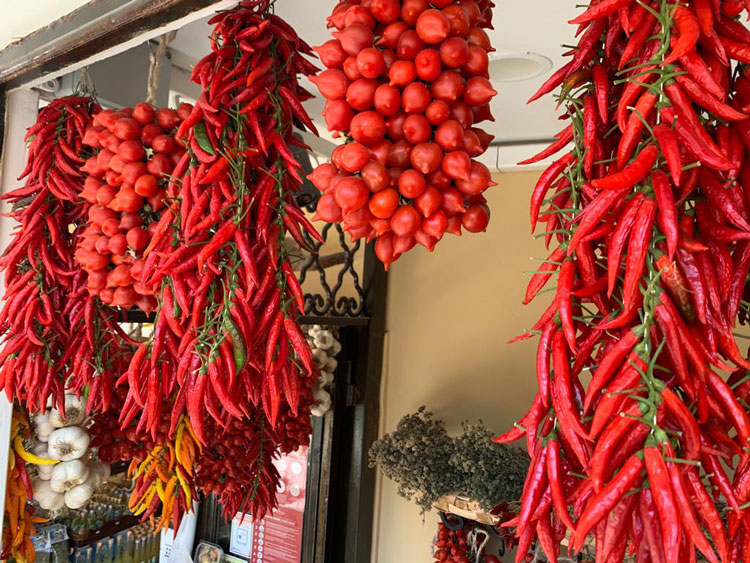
left=0, top=1, right=91, bottom=50
left=170, top=0, right=575, bottom=144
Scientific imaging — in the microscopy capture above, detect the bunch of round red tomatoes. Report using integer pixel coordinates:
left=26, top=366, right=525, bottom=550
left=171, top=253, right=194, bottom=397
left=309, top=0, right=497, bottom=268
left=76, top=103, right=190, bottom=311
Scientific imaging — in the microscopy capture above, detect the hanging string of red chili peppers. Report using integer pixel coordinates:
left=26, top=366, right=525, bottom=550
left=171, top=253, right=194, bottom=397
left=119, top=0, right=319, bottom=525
left=500, top=2, right=750, bottom=561
left=0, top=96, right=131, bottom=416
left=309, top=0, right=497, bottom=268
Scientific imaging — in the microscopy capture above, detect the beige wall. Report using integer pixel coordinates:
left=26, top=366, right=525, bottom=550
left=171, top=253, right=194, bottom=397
left=371, top=170, right=546, bottom=562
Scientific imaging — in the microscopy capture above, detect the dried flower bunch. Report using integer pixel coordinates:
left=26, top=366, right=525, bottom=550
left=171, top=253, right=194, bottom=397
left=369, top=407, right=528, bottom=512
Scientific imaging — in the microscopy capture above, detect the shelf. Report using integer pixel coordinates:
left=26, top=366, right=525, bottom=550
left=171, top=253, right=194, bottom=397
left=68, top=515, right=139, bottom=548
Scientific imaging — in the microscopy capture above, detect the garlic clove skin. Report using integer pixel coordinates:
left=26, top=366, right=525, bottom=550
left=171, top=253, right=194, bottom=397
left=32, top=443, right=54, bottom=480
left=48, top=394, right=85, bottom=428
left=50, top=460, right=89, bottom=493
left=314, top=331, right=335, bottom=350
left=64, top=477, right=94, bottom=510
left=32, top=478, right=65, bottom=511
left=34, top=410, right=55, bottom=441
left=312, top=349, right=329, bottom=369
left=318, top=371, right=334, bottom=387
left=311, top=390, right=332, bottom=417
left=47, top=426, right=90, bottom=461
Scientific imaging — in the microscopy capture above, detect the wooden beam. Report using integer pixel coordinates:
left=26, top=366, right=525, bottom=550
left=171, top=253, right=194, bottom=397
left=0, top=0, right=235, bottom=90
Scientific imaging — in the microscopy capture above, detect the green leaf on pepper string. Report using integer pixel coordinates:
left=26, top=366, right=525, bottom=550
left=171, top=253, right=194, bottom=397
left=194, top=121, right=215, bottom=156
left=224, top=317, right=247, bottom=371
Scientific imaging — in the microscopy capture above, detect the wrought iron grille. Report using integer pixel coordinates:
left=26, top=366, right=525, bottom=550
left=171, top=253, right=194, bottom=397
left=292, top=147, right=369, bottom=320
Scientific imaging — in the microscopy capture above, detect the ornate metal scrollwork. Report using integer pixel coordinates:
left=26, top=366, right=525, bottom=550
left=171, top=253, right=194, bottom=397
left=293, top=191, right=368, bottom=318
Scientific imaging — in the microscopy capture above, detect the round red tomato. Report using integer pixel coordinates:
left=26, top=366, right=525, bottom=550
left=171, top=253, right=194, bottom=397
left=133, top=103, right=156, bottom=124
left=390, top=205, right=421, bottom=237
left=398, top=169, right=426, bottom=198
left=462, top=203, right=490, bottom=232
left=350, top=111, right=386, bottom=145
left=416, top=9, right=450, bottom=43
left=369, top=188, right=400, bottom=219
left=334, top=176, right=369, bottom=211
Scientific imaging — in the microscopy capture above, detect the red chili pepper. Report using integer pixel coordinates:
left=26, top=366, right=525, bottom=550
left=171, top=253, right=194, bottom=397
left=663, top=7, right=700, bottom=66
left=568, top=188, right=627, bottom=255
left=583, top=329, right=640, bottom=413
left=651, top=171, right=679, bottom=259
left=546, top=436, right=576, bottom=533
left=536, top=322, right=555, bottom=407
left=589, top=357, right=644, bottom=439
left=675, top=75, right=747, bottom=122
left=592, top=145, right=658, bottom=190
left=517, top=444, right=549, bottom=537
left=639, top=488, right=667, bottom=563
left=569, top=0, right=632, bottom=26
left=652, top=124, right=682, bottom=187
left=518, top=126, right=574, bottom=165
left=573, top=454, right=643, bottom=552
left=523, top=247, right=566, bottom=305
left=555, top=260, right=577, bottom=350
left=619, top=9, right=657, bottom=70
left=606, top=193, right=644, bottom=296
left=551, top=331, right=589, bottom=442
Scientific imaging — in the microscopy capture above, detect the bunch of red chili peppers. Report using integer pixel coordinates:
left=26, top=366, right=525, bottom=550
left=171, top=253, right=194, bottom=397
left=116, top=0, right=318, bottom=523
left=0, top=97, right=132, bottom=417
left=499, top=1, right=750, bottom=561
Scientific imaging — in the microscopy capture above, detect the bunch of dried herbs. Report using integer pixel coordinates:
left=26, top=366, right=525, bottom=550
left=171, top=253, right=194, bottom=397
left=369, top=407, right=528, bottom=513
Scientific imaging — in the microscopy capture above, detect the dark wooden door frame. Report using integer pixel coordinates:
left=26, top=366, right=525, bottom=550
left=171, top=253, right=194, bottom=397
left=0, top=3, right=388, bottom=562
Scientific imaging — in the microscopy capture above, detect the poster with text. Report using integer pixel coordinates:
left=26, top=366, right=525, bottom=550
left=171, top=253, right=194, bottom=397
left=229, top=446, right=308, bottom=562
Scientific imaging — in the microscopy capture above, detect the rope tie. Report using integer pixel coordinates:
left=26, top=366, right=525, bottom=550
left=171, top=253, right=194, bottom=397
left=145, top=31, right=177, bottom=106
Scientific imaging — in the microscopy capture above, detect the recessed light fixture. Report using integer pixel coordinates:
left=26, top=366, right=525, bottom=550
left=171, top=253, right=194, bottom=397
left=489, top=52, right=553, bottom=82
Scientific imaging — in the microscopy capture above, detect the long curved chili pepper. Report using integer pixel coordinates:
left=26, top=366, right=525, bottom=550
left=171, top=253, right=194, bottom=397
left=536, top=322, right=555, bottom=407
left=551, top=331, right=589, bottom=441
left=592, top=145, right=658, bottom=190
left=652, top=124, right=682, bottom=187
left=589, top=357, right=643, bottom=439
left=516, top=444, right=548, bottom=537
left=675, top=75, right=747, bottom=122
left=607, top=193, right=644, bottom=296
left=584, top=329, right=640, bottom=413
left=665, top=456, right=719, bottom=563
left=530, top=153, right=575, bottom=230
left=573, top=454, right=644, bottom=553
left=568, top=188, right=627, bottom=255
left=569, top=0, right=632, bottom=25
left=663, top=7, right=700, bottom=66
left=524, top=247, right=566, bottom=305
left=652, top=171, right=679, bottom=259
left=644, top=445, right=681, bottom=559
left=546, top=436, right=576, bottom=533
left=555, top=260, right=577, bottom=350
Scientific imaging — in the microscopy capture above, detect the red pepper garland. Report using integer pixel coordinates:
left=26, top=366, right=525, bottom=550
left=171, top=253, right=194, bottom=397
left=309, top=0, right=497, bottom=268
left=0, top=97, right=131, bottom=416
left=500, top=2, right=750, bottom=561
left=117, top=0, right=318, bottom=524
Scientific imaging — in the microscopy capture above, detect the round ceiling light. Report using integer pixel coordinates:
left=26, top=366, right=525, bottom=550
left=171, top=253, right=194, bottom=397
left=489, top=52, right=553, bottom=82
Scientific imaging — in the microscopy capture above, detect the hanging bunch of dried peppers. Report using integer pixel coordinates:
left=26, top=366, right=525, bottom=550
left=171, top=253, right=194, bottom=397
left=501, top=1, right=750, bottom=561
left=0, top=96, right=132, bottom=416
left=121, top=0, right=319, bottom=525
